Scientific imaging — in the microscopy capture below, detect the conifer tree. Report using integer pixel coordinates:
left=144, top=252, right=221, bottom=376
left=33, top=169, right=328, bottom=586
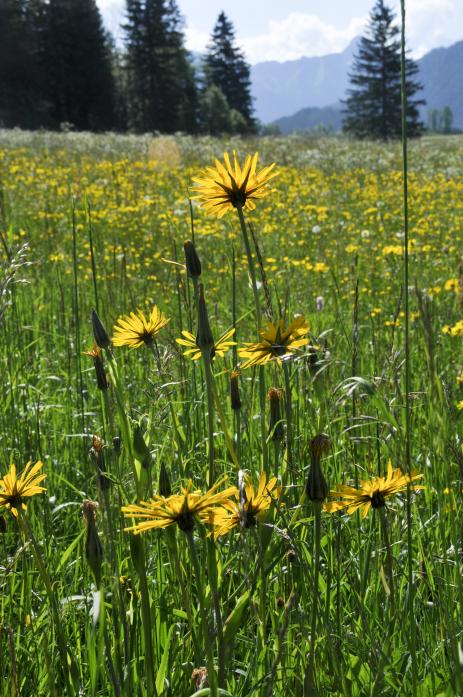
left=123, top=0, right=197, bottom=133
left=204, top=12, right=254, bottom=132
left=343, top=0, right=424, bottom=140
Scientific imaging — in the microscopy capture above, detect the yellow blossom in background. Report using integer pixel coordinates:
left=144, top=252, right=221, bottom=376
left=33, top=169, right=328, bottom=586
left=324, top=461, right=424, bottom=518
left=238, top=316, right=309, bottom=368
left=191, top=151, right=277, bottom=217
left=208, top=471, right=281, bottom=538
left=121, top=478, right=238, bottom=534
left=176, top=328, right=236, bottom=360
left=457, top=401, right=463, bottom=411
left=0, top=461, right=46, bottom=518
left=442, top=320, right=463, bottom=337
left=113, top=306, right=169, bottom=348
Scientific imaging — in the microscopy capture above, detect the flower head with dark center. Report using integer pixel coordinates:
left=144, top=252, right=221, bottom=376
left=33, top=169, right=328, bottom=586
left=191, top=151, right=277, bottom=218
left=112, top=306, right=169, bottom=348
left=238, top=317, right=309, bottom=368
left=176, top=327, right=236, bottom=361
left=208, top=471, right=281, bottom=539
left=324, top=461, right=424, bottom=519
left=0, top=461, right=46, bottom=518
left=121, top=478, right=238, bottom=534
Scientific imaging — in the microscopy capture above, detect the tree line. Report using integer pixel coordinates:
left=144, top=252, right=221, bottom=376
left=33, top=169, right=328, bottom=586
left=0, top=0, right=255, bottom=134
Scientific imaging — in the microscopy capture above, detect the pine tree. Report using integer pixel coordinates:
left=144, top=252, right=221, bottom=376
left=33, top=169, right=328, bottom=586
left=204, top=12, right=254, bottom=132
left=343, top=0, right=424, bottom=140
left=0, top=0, right=49, bottom=128
left=123, top=0, right=197, bottom=133
left=43, top=0, right=115, bottom=131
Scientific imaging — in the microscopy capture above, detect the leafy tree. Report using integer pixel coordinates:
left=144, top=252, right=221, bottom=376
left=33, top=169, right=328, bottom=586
left=204, top=11, right=254, bottom=131
left=441, top=106, right=453, bottom=134
left=198, top=85, right=231, bottom=135
left=123, top=0, right=197, bottom=133
left=343, top=0, right=424, bottom=140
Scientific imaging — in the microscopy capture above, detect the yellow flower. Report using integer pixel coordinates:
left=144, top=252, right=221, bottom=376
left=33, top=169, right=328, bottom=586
left=176, top=327, right=236, bottom=360
left=83, top=344, right=102, bottom=359
left=324, top=461, right=424, bottom=519
left=121, top=478, right=238, bottom=534
left=0, top=461, right=46, bottom=518
left=112, top=306, right=169, bottom=348
left=238, top=316, right=309, bottom=368
left=191, top=151, right=277, bottom=218
left=208, top=471, right=281, bottom=538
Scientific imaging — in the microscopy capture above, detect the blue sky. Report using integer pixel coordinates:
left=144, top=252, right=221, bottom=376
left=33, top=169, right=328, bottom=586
left=98, top=0, right=463, bottom=63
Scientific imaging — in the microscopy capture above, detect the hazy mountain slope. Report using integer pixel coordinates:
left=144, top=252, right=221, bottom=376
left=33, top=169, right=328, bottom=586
left=418, top=41, right=463, bottom=128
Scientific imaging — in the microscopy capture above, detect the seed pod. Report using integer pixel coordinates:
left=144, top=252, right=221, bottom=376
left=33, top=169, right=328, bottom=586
left=196, top=284, right=214, bottom=355
left=158, top=462, right=171, bottom=497
left=91, top=309, right=111, bottom=350
left=268, top=387, right=284, bottom=442
left=112, top=436, right=121, bottom=456
left=133, top=425, right=151, bottom=470
left=82, top=500, right=103, bottom=585
left=306, top=433, right=330, bottom=502
left=184, top=240, right=201, bottom=279
left=230, top=370, right=242, bottom=411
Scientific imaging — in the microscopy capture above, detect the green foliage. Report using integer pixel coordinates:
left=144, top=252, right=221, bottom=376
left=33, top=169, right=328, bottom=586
left=343, top=0, right=424, bottom=140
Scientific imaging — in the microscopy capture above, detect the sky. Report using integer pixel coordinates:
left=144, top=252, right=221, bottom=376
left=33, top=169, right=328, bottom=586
left=98, top=0, right=463, bottom=64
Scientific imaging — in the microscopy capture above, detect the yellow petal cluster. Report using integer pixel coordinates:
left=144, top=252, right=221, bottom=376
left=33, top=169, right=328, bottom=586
left=238, top=317, right=309, bottom=368
left=113, top=305, right=169, bottom=348
left=0, top=461, right=46, bottom=518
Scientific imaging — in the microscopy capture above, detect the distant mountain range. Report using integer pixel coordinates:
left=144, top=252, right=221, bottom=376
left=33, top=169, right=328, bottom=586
left=250, top=39, right=463, bottom=132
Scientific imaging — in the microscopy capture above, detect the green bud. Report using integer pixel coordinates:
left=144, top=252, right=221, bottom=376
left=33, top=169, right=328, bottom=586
left=306, top=433, right=330, bottom=502
left=196, top=284, right=214, bottom=354
left=133, top=424, right=151, bottom=469
left=91, top=309, right=111, bottom=349
left=82, top=500, right=103, bottom=585
left=184, top=240, right=201, bottom=278
left=158, top=461, right=171, bottom=497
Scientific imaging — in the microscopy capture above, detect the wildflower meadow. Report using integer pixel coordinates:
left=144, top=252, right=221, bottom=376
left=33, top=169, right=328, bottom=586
left=1, top=126, right=463, bottom=697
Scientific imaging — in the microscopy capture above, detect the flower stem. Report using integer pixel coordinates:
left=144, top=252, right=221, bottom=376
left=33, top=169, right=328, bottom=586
left=304, top=502, right=322, bottom=696
left=17, top=511, right=77, bottom=695
left=236, top=204, right=268, bottom=472
left=282, top=361, right=293, bottom=481
left=187, top=531, right=218, bottom=697
left=202, top=350, right=216, bottom=486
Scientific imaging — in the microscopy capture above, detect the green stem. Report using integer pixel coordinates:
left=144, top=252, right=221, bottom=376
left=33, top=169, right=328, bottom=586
left=18, top=512, right=77, bottom=696
left=304, top=502, right=322, bottom=696
left=400, top=1, right=417, bottom=693
left=236, top=205, right=268, bottom=472
left=187, top=531, right=218, bottom=697
left=379, top=507, right=395, bottom=611
left=202, top=351, right=216, bottom=486
left=137, top=543, right=157, bottom=696
left=282, top=361, right=293, bottom=481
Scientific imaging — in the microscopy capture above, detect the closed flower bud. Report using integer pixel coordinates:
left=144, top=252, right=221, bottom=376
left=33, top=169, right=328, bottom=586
left=91, top=309, right=111, bottom=350
left=112, top=436, right=121, bottom=456
left=306, top=433, right=330, bottom=502
left=184, top=240, right=201, bottom=279
left=133, top=425, right=151, bottom=469
left=93, top=353, right=108, bottom=390
left=158, top=461, right=171, bottom=497
left=196, top=284, right=214, bottom=355
left=268, top=387, right=284, bottom=442
left=230, top=370, right=242, bottom=411
left=82, top=500, right=103, bottom=585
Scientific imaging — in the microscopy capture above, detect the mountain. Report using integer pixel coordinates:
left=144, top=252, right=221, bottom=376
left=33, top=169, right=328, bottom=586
left=250, top=39, right=358, bottom=123
left=252, top=39, right=463, bottom=131
left=272, top=104, right=343, bottom=134
left=418, top=41, right=463, bottom=128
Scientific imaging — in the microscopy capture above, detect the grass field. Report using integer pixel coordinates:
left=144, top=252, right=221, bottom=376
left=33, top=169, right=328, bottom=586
left=1, top=130, right=463, bottom=696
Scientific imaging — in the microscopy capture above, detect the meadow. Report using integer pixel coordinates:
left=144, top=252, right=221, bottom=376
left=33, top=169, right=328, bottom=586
left=1, top=129, right=463, bottom=696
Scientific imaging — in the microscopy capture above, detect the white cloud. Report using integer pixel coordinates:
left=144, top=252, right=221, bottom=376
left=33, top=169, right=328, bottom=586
left=185, top=26, right=211, bottom=54
left=392, top=0, right=456, bottom=57
left=239, top=14, right=367, bottom=64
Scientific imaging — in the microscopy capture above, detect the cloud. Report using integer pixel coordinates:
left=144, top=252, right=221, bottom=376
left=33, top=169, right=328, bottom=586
left=392, top=0, right=456, bottom=57
left=237, top=14, right=367, bottom=64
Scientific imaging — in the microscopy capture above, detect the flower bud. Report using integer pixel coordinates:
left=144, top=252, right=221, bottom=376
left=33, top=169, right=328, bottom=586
left=158, top=461, right=171, bottom=497
left=196, top=284, right=214, bottom=355
left=268, top=387, right=284, bottom=442
left=184, top=240, right=201, bottom=279
left=230, top=370, right=242, bottom=411
left=133, top=425, right=151, bottom=469
left=91, top=309, right=111, bottom=350
left=82, top=500, right=103, bottom=585
left=89, top=435, right=110, bottom=490
left=306, top=433, right=330, bottom=502
left=112, top=436, right=121, bottom=456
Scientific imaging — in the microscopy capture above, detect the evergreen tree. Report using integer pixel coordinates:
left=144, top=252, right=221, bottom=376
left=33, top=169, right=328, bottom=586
left=343, top=0, right=424, bottom=140
left=43, top=0, right=115, bottom=131
left=204, top=12, right=254, bottom=131
left=0, top=0, right=49, bottom=128
left=123, top=0, right=197, bottom=133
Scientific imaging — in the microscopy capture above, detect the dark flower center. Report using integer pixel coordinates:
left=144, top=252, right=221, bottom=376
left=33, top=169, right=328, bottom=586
left=371, top=490, right=386, bottom=509
left=141, top=331, right=154, bottom=345
left=243, top=505, right=257, bottom=528
left=176, top=510, right=195, bottom=532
